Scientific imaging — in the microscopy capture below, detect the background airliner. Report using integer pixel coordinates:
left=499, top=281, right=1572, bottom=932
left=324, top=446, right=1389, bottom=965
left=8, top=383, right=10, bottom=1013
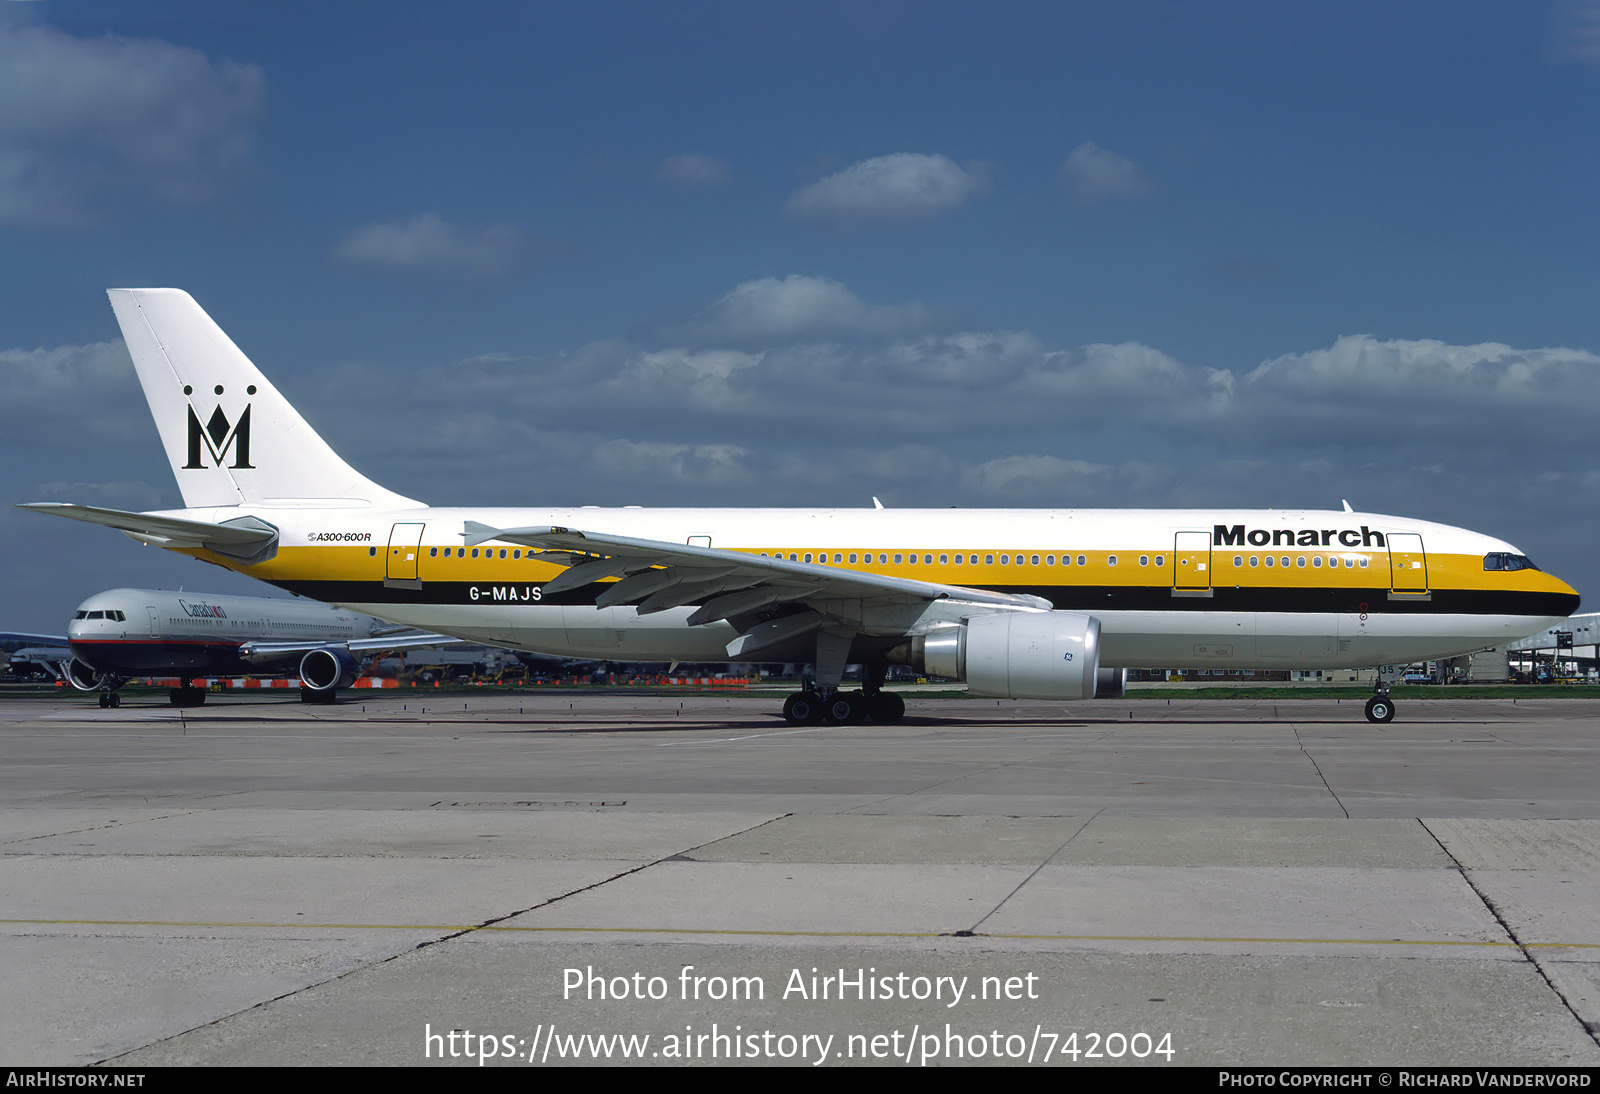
left=67, top=587, right=456, bottom=707
left=21, top=289, right=1580, bottom=724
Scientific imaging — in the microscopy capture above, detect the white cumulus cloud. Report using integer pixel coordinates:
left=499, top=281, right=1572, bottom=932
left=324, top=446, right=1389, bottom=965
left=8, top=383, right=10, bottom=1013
left=0, top=23, right=264, bottom=229
left=784, top=153, right=990, bottom=227
left=330, top=213, right=544, bottom=278
left=1058, top=142, right=1155, bottom=204
left=655, top=275, right=938, bottom=346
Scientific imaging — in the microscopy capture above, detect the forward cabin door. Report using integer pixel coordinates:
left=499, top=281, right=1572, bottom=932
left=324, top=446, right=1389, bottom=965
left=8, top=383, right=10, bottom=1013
left=1388, top=533, right=1429, bottom=594
left=386, top=523, right=426, bottom=589
left=1174, top=531, right=1213, bottom=595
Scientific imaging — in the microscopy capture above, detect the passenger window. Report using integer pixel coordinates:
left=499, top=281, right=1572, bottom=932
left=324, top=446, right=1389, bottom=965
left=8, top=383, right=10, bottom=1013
left=1077, top=555, right=1087, bottom=566
left=895, top=554, right=903, bottom=564
left=1154, top=556, right=1164, bottom=566
left=1139, top=555, right=1149, bottom=566
left=429, top=547, right=438, bottom=557
left=1108, top=555, right=1117, bottom=566
left=942, top=554, right=951, bottom=565
left=953, top=554, right=962, bottom=564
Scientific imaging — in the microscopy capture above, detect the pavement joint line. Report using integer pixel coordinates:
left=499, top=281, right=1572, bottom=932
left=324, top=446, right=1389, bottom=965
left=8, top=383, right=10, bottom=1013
left=87, top=811, right=796, bottom=1066
left=1291, top=722, right=1350, bottom=819
left=1419, top=818, right=1600, bottom=1048
left=3, top=918, right=1578, bottom=948
left=0, top=809, right=203, bottom=846
left=965, top=808, right=1105, bottom=936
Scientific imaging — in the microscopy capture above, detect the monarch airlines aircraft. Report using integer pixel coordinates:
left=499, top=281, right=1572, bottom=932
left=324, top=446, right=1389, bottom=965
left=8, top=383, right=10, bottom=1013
left=20, top=289, right=1580, bottom=725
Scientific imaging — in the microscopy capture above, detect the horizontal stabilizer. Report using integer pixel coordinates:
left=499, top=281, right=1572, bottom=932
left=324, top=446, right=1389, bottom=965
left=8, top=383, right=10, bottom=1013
left=17, top=503, right=279, bottom=564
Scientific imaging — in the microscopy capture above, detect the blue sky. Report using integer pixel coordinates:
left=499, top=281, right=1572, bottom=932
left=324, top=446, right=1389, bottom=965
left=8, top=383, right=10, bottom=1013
left=3, top=1, right=1599, bottom=631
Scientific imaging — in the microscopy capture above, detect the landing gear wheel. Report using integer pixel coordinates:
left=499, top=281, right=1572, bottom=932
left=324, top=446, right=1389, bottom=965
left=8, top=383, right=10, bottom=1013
left=824, top=691, right=865, bottom=724
left=867, top=692, right=905, bottom=724
left=109, top=693, right=120, bottom=708
left=783, top=691, right=825, bottom=725
left=1365, top=696, right=1396, bottom=723
left=98, top=693, right=109, bottom=708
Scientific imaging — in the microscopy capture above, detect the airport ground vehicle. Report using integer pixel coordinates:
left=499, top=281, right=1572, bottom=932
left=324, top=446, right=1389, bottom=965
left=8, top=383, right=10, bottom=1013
left=21, top=289, right=1581, bottom=724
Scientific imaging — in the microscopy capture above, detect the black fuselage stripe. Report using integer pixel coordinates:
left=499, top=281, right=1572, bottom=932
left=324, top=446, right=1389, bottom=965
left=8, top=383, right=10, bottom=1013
left=269, top=580, right=1578, bottom=617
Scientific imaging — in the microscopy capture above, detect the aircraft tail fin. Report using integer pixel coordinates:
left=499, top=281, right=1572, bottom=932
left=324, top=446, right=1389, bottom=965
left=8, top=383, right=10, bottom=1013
left=107, top=288, right=420, bottom=510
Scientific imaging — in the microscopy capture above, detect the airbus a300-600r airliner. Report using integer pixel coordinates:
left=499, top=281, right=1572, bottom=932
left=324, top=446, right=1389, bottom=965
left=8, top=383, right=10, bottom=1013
left=20, top=290, right=1580, bottom=725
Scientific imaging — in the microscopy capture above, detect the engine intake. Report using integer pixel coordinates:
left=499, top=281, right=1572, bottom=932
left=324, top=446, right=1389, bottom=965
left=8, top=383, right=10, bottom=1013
left=299, top=647, right=359, bottom=692
left=68, top=658, right=109, bottom=692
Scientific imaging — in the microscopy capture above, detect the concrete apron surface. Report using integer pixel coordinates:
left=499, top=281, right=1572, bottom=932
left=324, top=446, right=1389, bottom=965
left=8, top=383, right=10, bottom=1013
left=3, top=692, right=1599, bottom=1066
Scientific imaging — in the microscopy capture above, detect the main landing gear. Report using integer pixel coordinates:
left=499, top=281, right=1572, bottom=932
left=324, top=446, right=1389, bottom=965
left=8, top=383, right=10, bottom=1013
left=97, top=691, right=121, bottom=708
left=1364, top=665, right=1400, bottom=724
left=168, top=683, right=207, bottom=707
left=782, top=688, right=905, bottom=725
left=781, top=631, right=906, bottom=725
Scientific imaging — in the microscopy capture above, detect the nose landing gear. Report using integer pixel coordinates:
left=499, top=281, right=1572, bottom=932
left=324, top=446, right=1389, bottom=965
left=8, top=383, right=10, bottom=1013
left=1364, top=665, right=1401, bottom=723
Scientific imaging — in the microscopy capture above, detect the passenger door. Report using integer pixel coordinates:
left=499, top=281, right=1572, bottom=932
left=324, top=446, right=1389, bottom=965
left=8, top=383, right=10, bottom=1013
left=1388, top=533, right=1428, bottom=594
left=1174, top=531, right=1213, bottom=595
left=386, top=523, right=426, bottom=589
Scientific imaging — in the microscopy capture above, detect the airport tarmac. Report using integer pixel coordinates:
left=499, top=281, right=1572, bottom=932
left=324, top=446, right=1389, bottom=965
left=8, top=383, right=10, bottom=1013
left=4, top=690, right=1600, bottom=1067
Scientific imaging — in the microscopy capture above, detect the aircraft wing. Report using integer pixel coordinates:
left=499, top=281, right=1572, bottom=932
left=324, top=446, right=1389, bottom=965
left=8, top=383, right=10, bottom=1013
left=463, top=522, right=1051, bottom=638
left=16, top=503, right=278, bottom=563
left=238, top=632, right=462, bottom=660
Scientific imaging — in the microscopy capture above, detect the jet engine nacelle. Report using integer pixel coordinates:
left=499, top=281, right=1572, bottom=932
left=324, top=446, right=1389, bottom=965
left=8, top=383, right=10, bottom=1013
left=68, top=657, right=109, bottom=692
left=918, top=611, right=1102, bottom=701
left=299, top=647, right=359, bottom=692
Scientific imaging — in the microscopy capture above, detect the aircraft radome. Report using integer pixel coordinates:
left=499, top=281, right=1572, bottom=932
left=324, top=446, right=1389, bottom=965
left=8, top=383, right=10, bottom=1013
left=65, top=587, right=457, bottom=707
left=19, top=289, right=1581, bottom=725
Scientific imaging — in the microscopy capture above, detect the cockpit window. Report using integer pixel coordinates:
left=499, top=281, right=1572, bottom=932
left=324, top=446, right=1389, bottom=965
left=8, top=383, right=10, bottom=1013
left=86, top=610, right=104, bottom=619
left=1483, top=552, right=1540, bottom=572
left=74, top=611, right=87, bottom=619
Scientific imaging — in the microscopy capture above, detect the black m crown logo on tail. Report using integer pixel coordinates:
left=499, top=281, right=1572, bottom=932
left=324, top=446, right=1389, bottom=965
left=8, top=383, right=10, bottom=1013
left=184, top=402, right=253, bottom=469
